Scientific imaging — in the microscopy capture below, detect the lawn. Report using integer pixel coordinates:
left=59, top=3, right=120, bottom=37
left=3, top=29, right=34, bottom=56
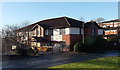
left=49, top=56, right=119, bottom=68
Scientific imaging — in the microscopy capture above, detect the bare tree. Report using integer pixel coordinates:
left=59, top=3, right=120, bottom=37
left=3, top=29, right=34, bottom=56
left=2, top=25, right=19, bottom=54
left=20, top=21, right=30, bottom=27
left=94, top=17, right=105, bottom=23
left=79, top=17, right=85, bottom=22
left=2, top=22, right=30, bottom=54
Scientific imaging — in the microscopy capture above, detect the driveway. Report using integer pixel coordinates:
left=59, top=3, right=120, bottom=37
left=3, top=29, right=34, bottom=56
left=2, top=51, right=119, bottom=68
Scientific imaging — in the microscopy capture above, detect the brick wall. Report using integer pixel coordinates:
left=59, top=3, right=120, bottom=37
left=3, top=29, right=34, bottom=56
left=62, top=35, right=71, bottom=45
left=85, top=23, right=99, bottom=38
left=62, top=34, right=82, bottom=51
left=44, top=35, right=51, bottom=41
left=70, top=35, right=82, bottom=51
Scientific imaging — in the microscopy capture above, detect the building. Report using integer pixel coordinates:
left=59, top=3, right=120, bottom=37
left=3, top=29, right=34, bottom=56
left=99, top=19, right=120, bottom=39
left=84, top=20, right=104, bottom=38
left=16, top=17, right=104, bottom=52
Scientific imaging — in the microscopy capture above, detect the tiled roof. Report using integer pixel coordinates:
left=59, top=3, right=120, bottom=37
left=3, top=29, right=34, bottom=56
left=15, top=23, right=37, bottom=32
left=36, top=17, right=84, bottom=29
left=16, top=16, right=84, bottom=31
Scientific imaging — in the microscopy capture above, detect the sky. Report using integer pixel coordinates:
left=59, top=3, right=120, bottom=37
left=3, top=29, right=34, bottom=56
left=0, top=2, right=118, bottom=29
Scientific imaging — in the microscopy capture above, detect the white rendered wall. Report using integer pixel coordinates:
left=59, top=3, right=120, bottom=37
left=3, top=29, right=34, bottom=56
left=51, top=27, right=80, bottom=41
left=65, top=28, right=70, bottom=34
left=53, top=29, right=59, bottom=35
left=52, top=35, right=62, bottom=41
left=52, top=29, right=62, bottom=41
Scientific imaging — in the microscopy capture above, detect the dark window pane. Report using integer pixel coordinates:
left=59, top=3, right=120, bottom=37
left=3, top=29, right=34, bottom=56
left=36, top=30, right=39, bottom=35
left=60, top=29, right=65, bottom=35
left=48, top=29, right=53, bottom=35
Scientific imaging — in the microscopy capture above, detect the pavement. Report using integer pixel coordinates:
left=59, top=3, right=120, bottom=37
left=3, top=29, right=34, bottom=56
left=1, top=51, right=119, bottom=69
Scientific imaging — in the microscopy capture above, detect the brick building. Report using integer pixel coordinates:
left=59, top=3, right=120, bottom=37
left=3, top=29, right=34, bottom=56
left=16, top=17, right=104, bottom=51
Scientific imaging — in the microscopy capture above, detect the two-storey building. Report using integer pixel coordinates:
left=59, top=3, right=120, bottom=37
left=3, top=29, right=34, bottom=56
left=16, top=17, right=104, bottom=51
left=99, top=19, right=120, bottom=39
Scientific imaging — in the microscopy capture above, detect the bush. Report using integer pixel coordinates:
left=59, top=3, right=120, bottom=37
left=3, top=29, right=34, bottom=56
left=84, top=37, right=107, bottom=52
left=106, top=36, right=120, bottom=50
left=74, top=42, right=84, bottom=52
left=16, top=44, right=38, bottom=56
left=74, top=37, right=107, bottom=53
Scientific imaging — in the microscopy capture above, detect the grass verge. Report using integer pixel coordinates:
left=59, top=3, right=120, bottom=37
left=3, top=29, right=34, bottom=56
left=49, top=56, right=119, bottom=68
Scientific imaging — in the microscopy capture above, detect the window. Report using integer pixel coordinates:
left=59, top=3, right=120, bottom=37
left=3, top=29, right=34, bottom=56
left=48, top=29, right=53, bottom=35
left=45, top=30, right=48, bottom=35
left=81, top=28, right=83, bottom=35
left=59, top=29, right=65, bottom=35
left=98, top=29, right=103, bottom=35
left=92, top=28, right=96, bottom=36
left=36, top=30, right=39, bottom=36
left=70, top=28, right=80, bottom=34
left=30, top=32, right=33, bottom=36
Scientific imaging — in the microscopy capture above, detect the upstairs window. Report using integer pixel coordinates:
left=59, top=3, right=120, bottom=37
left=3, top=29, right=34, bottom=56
left=48, top=29, right=53, bottom=35
left=92, top=28, right=96, bottom=37
left=59, top=29, right=65, bottom=35
left=98, top=29, right=103, bottom=35
left=36, top=29, right=39, bottom=36
left=45, top=30, right=48, bottom=35
left=29, top=32, right=33, bottom=36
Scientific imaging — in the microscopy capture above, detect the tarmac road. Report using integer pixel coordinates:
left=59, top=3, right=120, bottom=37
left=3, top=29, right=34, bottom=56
left=2, top=51, right=119, bottom=68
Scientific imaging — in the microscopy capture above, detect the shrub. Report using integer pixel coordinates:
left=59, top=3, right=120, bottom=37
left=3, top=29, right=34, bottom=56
left=74, top=37, right=107, bottom=53
left=16, top=44, right=38, bottom=56
left=73, top=42, right=83, bottom=52
left=106, top=36, right=120, bottom=50
left=84, top=37, right=107, bottom=52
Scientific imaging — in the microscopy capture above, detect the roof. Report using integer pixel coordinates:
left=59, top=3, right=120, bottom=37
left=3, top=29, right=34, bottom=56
left=35, top=17, right=84, bottom=29
left=16, top=16, right=84, bottom=32
left=15, top=23, right=37, bottom=32
left=100, top=19, right=120, bottom=23
left=85, top=20, right=103, bottom=29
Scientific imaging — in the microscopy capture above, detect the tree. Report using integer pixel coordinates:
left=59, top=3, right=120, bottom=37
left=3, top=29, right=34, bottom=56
left=94, top=17, right=105, bottom=23
left=2, top=22, right=30, bottom=54
left=20, top=21, right=30, bottom=27
left=2, top=25, right=19, bottom=54
left=79, top=17, right=85, bottom=22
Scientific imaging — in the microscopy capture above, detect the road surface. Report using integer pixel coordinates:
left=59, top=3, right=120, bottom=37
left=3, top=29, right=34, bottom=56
left=2, top=52, right=119, bottom=68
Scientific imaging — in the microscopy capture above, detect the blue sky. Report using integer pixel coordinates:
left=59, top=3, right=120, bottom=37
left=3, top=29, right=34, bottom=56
left=0, top=2, right=118, bottom=28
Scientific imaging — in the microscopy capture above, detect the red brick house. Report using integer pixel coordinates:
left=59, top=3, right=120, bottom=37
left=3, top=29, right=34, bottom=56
left=16, top=17, right=104, bottom=51
left=84, top=20, right=104, bottom=38
left=30, top=17, right=84, bottom=51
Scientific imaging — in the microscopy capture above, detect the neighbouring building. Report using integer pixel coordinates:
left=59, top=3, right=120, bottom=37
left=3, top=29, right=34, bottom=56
left=99, top=19, right=120, bottom=39
left=15, top=17, right=104, bottom=52
left=84, top=20, right=104, bottom=38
